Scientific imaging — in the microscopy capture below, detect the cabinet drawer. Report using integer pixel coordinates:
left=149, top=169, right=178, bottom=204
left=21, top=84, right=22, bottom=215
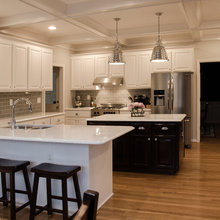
left=50, top=115, right=64, bottom=125
left=152, top=123, right=178, bottom=134
left=65, top=110, right=91, bottom=118
left=131, top=123, right=151, bottom=135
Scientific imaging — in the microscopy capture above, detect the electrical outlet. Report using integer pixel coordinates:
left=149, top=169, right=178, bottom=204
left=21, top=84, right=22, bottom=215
left=9, top=99, right=13, bottom=106
left=37, top=97, right=41, bottom=103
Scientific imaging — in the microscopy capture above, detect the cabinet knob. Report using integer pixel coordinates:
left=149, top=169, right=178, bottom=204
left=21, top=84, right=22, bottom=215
left=138, top=126, right=145, bottom=130
left=154, top=138, right=157, bottom=141
left=147, top=138, right=151, bottom=141
left=75, top=113, right=78, bottom=116
left=161, top=127, right=168, bottom=130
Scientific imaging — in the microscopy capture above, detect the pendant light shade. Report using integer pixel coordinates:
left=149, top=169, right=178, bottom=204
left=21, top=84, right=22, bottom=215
left=109, top=18, right=125, bottom=65
left=151, top=12, right=169, bottom=62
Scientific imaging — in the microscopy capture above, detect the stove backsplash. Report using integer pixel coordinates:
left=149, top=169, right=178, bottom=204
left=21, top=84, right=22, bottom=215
left=73, top=88, right=151, bottom=107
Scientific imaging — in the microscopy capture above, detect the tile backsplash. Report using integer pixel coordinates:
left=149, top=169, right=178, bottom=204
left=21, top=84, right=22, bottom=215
left=0, top=92, right=42, bottom=118
left=73, top=88, right=151, bottom=107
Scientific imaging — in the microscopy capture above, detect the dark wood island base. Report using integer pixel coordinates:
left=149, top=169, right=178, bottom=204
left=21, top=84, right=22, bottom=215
left=87, top=121, right=184, bottom=174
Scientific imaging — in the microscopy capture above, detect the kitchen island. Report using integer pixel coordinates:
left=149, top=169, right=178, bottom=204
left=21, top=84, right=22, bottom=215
left=0, top=124, right=133, bottom=212
left=87, top=114, right=186, bottom=174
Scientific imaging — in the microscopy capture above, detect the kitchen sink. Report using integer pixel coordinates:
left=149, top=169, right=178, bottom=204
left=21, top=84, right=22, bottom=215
left=4, top=124, right=54, bottom=130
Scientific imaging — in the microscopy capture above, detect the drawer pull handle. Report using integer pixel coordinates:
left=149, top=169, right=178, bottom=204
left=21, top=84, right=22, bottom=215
left=154, top=138, right=157, bottom=141
left=138, top=126, right=145, bottom=130
left=161, top=127, right=168, bottom=130
left=75, top=113, right=78, bottom=116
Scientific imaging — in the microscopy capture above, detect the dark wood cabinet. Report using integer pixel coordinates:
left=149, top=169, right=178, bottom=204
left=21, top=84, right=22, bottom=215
left=87, top=120, right=183, bottom=174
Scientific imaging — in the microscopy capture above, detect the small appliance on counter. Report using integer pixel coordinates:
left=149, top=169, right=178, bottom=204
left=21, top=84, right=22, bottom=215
left=133, top=95, right=151, bottom=106
left=74, top=95, right=82, bottom=107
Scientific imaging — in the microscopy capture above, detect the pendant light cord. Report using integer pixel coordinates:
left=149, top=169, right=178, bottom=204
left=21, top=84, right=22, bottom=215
left=156, top=12, right=162, bottom=43
left=114, top=18, right=120, bottom=46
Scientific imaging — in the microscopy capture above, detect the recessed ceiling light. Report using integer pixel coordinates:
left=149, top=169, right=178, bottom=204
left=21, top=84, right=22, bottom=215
left=48, top=26, right=56, bottom=30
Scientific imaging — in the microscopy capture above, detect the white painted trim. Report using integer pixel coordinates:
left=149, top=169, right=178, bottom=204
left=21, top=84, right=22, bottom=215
left=191, top=138, right=199, bottom=143
left=53, top=63, right=65, bottom=112
left=196, top=58, right=220, bottom=142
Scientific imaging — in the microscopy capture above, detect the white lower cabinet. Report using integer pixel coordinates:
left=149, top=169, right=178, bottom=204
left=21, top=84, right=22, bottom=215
left=32, top=117, right=51, bottom=125
left=65, top=109, right=91, bottom=125
left=50, top=115, right=65, bottom=125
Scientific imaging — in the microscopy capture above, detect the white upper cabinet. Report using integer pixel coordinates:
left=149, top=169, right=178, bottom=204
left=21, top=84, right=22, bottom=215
left=150, top=50, right=172, bottom=73
left=12, top=42, right=28, bottom=91
left=0, top=38, right=12, bottom=91
left=28, top=46, right=42, bottom=90
left=94, top=54, right=109, bottom=77
left=124, top=51, right=151, bottom=89
left=172, top=48, right=194, bottom=72
left=42, top=48, right=53, bottom=90
left=71, top=55, right=95, bottom=90
left=109, top=64, right=125, bottom=77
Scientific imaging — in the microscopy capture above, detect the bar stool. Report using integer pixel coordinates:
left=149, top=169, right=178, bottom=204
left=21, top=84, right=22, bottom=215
left=0, top=158, right=32, bottom=220
left=30, top=162, right=82, bottom=220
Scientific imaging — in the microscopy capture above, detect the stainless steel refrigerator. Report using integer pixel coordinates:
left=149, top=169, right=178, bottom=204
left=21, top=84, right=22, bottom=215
left=151, top=72, right=192, bottom=148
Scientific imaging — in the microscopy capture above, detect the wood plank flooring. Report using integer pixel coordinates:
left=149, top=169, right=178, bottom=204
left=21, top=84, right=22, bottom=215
left=1, top=136, right=220, bottom=220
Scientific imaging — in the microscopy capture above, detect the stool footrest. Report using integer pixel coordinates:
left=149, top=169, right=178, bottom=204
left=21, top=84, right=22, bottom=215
left=15, top=201, right=30, bottom=212
left=51, top=194, right=78, bottom=203
left=36, top=205, right=64, bottom=214
left=0, top=197, right=9, bottom=203
left=6, top=188, right=29, bottom=195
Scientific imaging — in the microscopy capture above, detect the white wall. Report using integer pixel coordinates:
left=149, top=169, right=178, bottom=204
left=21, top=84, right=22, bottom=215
left=53, top=47, right=73, bottom=108
left=194, top=40, right=220, bottom=141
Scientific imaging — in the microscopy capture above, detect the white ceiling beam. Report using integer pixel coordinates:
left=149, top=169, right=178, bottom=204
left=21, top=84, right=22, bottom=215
left=0, top=11, right=54, bottom=29
left=66, top=0, right=182, bottom=17
left=200, top=20, right=220, bottom=30
left=179, top=0, right=202, bottom=41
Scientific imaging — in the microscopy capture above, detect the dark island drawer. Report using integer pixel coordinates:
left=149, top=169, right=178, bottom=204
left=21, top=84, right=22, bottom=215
left=152, top=123, right=179, bottom=135
left=130, top=123, right=151, bottom=135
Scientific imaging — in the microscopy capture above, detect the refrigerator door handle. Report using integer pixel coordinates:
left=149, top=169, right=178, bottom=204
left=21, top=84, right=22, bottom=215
left=171, top=74, right=174, bottom=113
left=168, top=79, right=170, bottom=110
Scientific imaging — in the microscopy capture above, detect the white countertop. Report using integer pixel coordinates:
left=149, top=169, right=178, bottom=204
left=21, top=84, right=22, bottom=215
left=0, top=124, right=134, bottom=145
left=0, top=112, right=65, bottom=127
left=87, top=113, right=186, bottom=122
left=65, top=107, right=94, bottom=111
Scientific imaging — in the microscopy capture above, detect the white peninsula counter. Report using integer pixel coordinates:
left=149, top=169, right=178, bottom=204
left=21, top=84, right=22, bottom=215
left=0, top=125, right=133, bottom=212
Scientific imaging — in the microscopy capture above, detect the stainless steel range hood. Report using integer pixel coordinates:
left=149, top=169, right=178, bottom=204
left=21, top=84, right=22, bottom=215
left=93, top=77, right=123, bottom=86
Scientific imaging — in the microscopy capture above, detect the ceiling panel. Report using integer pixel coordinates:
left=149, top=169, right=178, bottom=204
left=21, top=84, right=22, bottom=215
left=201, top=0, right=220, bottom=21
left=0, top=0, right=37, bottom=17
left=86, top=4, right=187, bottom=31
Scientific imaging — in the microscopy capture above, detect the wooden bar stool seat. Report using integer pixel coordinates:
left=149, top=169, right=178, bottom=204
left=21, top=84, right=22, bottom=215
left=0, top=158, right=32, bottom=220
left=30, top=162, right=82, bottom=220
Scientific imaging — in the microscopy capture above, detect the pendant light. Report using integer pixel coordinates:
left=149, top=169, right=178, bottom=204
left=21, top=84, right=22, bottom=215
left=151, top=12, right=169, bottom=62
left=109, top=18, right=125, bottom=65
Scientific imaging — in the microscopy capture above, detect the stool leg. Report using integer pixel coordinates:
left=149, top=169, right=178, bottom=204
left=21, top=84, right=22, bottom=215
left=61, top=178, right=68, bottom=220
left=46, top=177, right=52, bottom=215
left=10, top=171, right=16, bottom=220
left=1, top=172, right=8, bottom=206
left=22, top=168, right=32, bottom=206
left=29, top=174, right=39, bottom=220
left=72, top=173, right=82, bottom=208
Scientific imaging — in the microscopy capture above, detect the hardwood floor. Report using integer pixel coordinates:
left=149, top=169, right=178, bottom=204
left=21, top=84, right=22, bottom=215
left=1, top=136, right=220, bottom=220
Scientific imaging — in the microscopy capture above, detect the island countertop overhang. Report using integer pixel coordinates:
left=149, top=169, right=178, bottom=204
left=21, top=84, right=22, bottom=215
left=0, top=124, right=134, bottom=145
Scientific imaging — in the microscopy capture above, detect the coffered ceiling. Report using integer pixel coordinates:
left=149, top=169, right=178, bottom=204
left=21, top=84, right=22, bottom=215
left=1, top=0, right=220, bottom=53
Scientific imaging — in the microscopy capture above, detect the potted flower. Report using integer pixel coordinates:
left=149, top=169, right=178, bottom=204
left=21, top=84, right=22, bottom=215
left=128, top=102, right=145, bottom=117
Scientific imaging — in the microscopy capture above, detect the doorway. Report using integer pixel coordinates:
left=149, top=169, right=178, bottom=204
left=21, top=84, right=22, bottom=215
left=200, top=62, right=220, bottom=139
left=45, top=66, right=64, bottom=112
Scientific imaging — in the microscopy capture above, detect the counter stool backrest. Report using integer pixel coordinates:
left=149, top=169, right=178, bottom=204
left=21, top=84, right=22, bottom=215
left=73, top=190, right=99, bottom=220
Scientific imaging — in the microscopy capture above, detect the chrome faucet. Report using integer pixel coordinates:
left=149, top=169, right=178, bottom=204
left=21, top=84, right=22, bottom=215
left=11, top=98, right=32, bottom=129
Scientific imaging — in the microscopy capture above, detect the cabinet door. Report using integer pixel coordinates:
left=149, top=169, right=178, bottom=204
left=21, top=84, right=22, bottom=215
left=113, top=134, right=130, bottom=171
left=0, top=38, right=12, bottom=91
left=152, top=135, right=177, bottom=172
left=71, top=57, right=82, bottom=90
left=131, top=135, right=151, bottom=172
left=150, top=50, right=172, bottom=73
left=94, top=54, right=109, bottom=77
left=172, top=48, right=194, bottom=71
left=82, top=56, right=95, bottom=89
left=12, top=43, right=28, bottom=91
left=32, top=118, right=51, bottom=125
left=124, top=53, right=138, bottom=88
left=28, top=46, right=42, bottom=90
left=138, top=53, right=151, bottom=88
left=50, top=115, right=65, bottom=125
left=42, top=48, right=53, bottom=91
